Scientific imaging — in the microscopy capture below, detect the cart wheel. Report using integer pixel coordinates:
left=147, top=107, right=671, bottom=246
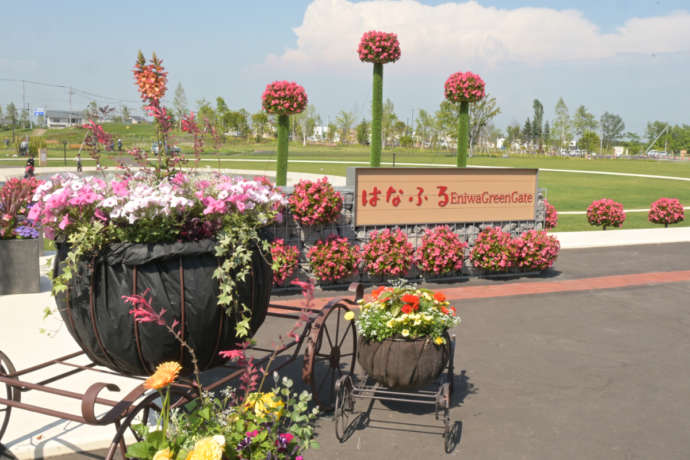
left=305, top=302, right=357, bottom=412
left=0, top=350, right=20, bottom=443
left=334, top=375, right=354, bottom=442
left=105, top=389, right=192, bottom=460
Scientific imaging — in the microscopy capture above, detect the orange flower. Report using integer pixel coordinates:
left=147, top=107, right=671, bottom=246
left=372, top=286, right=386, bottom=299
left=434, top=292, right=446, bottom=302
left=441, top=306, right=449, bottom=315
left=144, top=361, right=182, bottom=390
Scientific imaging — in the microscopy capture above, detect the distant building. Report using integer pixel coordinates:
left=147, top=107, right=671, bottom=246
left=496, top=137, right=505, bottom=149
left=45, top=110, right=83, bottom=128
left=613, top=146, right=627, bottom=157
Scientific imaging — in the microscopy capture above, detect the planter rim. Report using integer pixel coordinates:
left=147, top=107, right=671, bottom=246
left=359, top=334, right=444, bottom=343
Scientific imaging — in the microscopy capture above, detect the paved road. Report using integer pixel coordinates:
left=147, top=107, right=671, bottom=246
left=3, top=243, right=690, bottom=460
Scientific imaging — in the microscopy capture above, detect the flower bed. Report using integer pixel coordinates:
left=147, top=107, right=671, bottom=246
left=415, top=225, right=466, bottom=276
left=512, top=230, right=560, bottom=271
left=306, top=234, right=360, bottom=282
left=469, top=227, right=515, bottom=272
left=288, top=177, right=343, bottom=226
left=362, top=228, right=414, bottom=278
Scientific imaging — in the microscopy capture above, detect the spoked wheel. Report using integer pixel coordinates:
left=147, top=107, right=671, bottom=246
left=105, top=388, right=192, bottom=460
left=305, top=302, right=357, bottom=412
left=0, top=350, right=20, bottom=443
left=334, top=375, right=355, bottom=442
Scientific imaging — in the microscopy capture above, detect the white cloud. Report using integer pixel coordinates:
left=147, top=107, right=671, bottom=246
left=266, top=0, right=690, bottom=71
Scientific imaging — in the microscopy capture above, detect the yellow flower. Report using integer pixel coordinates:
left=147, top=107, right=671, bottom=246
left=244, top=392, right=285, bottom=420
left=153, top=448, right=173, bottom=460
left=434, top=336, right=446, bottom=345
left=188, top=436, right=224, bottom=460
left=344, top=311, right=355, bottom=321
left=386, top=319, right=394, bottom=328
left=144, top=361, right=182, bottom=390
left=401, top=329, right=410, bottom=337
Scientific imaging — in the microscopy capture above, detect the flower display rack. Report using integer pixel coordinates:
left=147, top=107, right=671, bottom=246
left=0, top=288, right=363, bottom=459
left=333, top=333, right=459, bottom=453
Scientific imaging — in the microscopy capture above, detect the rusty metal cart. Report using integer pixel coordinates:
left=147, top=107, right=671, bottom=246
left=0, top=287, right=362, bottom=460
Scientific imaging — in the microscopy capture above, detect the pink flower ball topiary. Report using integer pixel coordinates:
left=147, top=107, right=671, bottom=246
left=358, top=31, right=401, bottom=64
left=444, top=71, right=485, bottom=103
left=586, top=198, right=626, bottom=230
left=648, top=198, right=685, bottom=227
left=261, top=81, right=308, bottom=115
left=288, top=177, right=343, bottom=226
left=544, top=199, right=558, bottom=230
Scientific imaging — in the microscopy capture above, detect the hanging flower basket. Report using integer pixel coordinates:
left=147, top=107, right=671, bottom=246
left=54, top=239, right=272, bottom=377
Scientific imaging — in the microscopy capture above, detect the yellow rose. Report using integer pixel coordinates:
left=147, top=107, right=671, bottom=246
left=244, top=392, right=284, bottom=420
left=153, top=448, right=173, bottom=460
left=188, top=437, right=224, bottom=460
left=344, top=311, right=355, bottom=321
left=434, top=336, right=446, bottom=345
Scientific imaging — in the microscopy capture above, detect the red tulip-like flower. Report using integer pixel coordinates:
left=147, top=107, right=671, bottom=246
left=261, top=81, right=308, bottom=115
left=444, top=71, right=485, bottom=103
left=358, top=30, right=401, bottom=64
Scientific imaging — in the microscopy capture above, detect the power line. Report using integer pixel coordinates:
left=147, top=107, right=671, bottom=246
left=0, top=77, right=141, bottom=105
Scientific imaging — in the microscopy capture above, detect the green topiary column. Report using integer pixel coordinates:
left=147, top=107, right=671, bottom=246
left=371, top=63, right=383, bottom=167
left=277, top=114, right=289, bottom=186
left=457, top=101, right=469, bottom=168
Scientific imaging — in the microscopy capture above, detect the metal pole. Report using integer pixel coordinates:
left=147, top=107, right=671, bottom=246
left=63, top=141, right=67, bottom=166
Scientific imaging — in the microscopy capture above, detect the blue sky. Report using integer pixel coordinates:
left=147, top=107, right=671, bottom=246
left=2, top=0, right=689, bottom=136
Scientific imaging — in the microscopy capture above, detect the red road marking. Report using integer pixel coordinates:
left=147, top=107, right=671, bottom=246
left=269, top=270, right=690, bottom=311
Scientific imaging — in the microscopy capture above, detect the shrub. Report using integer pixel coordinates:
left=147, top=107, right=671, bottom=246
left=288, top=177, right=343, bottom=226
left=513, top=230, right=560, bottom=271
left=415, top=225, right=467, bottom=275
left=544, top=199, right=558, bottom=230
left=648, top=198, right=685, bottom=227
left=306, top=235, right=360, bottom=282
left=362, top=228, right=414, bottom=278
left=469, top=227, right=515, bottom=272
left=586, top=198, right=626, bottom=230
left=270, top=239, right=300, bottom=286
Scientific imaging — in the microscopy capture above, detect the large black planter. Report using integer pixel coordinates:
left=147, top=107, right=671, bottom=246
left=0, top=238, right=40, bottom=295
left=53, top=239, right=271, bottom=377
left=357, top=336, right=449, bottom=390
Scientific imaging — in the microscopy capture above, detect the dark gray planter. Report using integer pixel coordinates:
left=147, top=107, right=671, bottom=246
left=0, top=239, right=40, bottom=295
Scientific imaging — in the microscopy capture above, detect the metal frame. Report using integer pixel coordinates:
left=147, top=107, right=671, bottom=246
left=334, top=333, right=459, bottom=453
left=0, top=287, right=363, bottom=459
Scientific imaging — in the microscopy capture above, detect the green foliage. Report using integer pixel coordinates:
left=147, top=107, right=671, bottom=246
left=276, top=114, right=289, bottom=186
left=577, top=130, right=600, bottom=153
left=600, top=112, right=625, bottom=149
left=573, top=105, right=598, bottom=138
left=457, top=101, right=469, bottom=167
left=370, top=63, right=383, bottom=166
left=356, top=119, right=369, bottom=145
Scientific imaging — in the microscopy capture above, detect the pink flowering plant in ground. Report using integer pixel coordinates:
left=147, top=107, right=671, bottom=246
left=0, top=177, right=42, bottom=239
left=512, top=230, right=560, bottom=271
left=358, top=31, right=401, bottom=64
left=270, top=239, right=300, bottom=286
left=544, top=199, right=558, bottom=230
left=306, top=235, right=361, bottom=282
left=261, top=81, right=308, bottom=116
left=288, top=177, right=343, bottom=226
left=586, top=198, right=626, bottom=230
left=469, top=227, right=515, bottom=272
left=362, top=228, right=414, bottom=278
left=648, top=198, right=685, bottom=227
left=444, top=72, right=486, bottom=103
left=415, top=226, right=467, bottom=276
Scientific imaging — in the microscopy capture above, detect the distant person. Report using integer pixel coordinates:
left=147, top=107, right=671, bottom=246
left=117, top=138, right=122, bottom=151
left=19, top=139, right=28, bottom=156
left=24, top=156, right=35, bottom=178
left=3, top=139, right=9, bottom=148
left=76, top=153, right=83, bottom=173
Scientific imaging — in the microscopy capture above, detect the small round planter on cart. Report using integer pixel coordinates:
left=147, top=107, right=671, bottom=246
left=357, top=335, right=450, bottom=390
left=53, top=239, right=271, bottom=377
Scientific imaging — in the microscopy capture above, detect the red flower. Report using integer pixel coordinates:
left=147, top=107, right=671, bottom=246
left=401, top=294, right=419, bottom=305
left=401, top=304, right=413, bottom=314
left=434, top=292, right=446, bottom=302
left=372, top=286, right=386, bottom=298
left=441, top=306, right=449, bottom=315
left=450, top=306, right=456, bottom=315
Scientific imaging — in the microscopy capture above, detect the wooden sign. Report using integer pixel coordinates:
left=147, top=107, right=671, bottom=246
left=354, top=168, right=538, bottom=226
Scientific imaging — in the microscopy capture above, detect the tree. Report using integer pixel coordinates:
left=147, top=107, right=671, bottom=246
left=624, top=131, right=643, bottom=155
left=173, top=83, right=188, bottom=128
left=645, top=121, right=669, bottom=149
left=435, top=101, right=457, bottom=147
left=121, top=106, right=131, bottom=123
left=326, top=122, right=337, bottom=143
left=196, top=99, right=216, bottom=126
left=505, top=123, right=521, bottom=148
left=543, top=121, right=551, bottom=149
left=415, top=109, right=435, bottom=148
left=532, top=99, right=544, bottom=150
left=0, top=105, right=3, bottom=127
left=294, top=105, right=319, bottom=146
left=600, top=112, right=625, bottom=150
left=573, top=105, right=598, bottom=138
left=381, top=99, right=397, bottom=148
left=215, top=97, right=231, bottom=132
left=83, top=101, right=99, bottom=121
left=552, top=97, right=572, bottom=148
left=356, top=119, right=370, bottom=145
left=251, top=112, right=269, bottom=142
left=578, top=130, right=600, bottom=153
left=5, top=103, right=18, bottom=128
left=335, top=110, right=355, bottom=144
left=469, top=94, right=501, bottom=149
left=19, top=108, right=29, bottom=128
left=522, top=118, right=532, bottom=146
